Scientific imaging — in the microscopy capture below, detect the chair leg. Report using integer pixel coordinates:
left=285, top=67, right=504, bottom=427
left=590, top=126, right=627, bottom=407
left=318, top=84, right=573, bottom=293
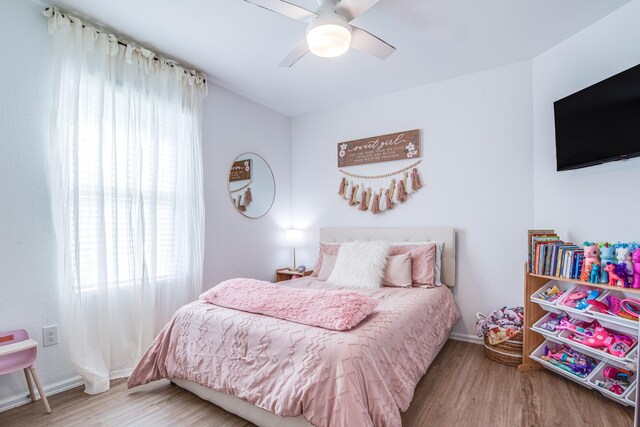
left=29, top=368, right=51, bottom=414
left=24, top=368, right=36, bottom=402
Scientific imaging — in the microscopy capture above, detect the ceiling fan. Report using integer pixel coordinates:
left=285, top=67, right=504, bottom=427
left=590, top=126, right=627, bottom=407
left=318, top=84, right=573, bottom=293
left=244, top=0, right=395, bottom=67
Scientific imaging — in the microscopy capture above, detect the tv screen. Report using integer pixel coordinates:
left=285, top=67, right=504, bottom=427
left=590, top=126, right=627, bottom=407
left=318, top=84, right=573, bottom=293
left=553, top=63, right=640, bottom=171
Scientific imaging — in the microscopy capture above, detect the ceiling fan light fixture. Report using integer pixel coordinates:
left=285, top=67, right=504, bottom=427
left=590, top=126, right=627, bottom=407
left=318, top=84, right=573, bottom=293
left=306, top=11, right=352, bottom=58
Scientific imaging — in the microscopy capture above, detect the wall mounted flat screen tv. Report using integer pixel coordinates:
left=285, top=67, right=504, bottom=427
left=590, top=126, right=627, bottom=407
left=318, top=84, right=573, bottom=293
left=553, top=63, right=640, bottom=171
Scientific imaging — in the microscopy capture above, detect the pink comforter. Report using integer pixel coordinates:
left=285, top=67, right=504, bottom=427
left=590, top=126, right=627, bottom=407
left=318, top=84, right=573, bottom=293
left=128, top=278, right=460, bottom=427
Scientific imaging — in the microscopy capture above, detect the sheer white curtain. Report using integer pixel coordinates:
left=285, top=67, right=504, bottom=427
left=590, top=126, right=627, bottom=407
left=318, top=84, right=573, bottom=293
left=45, top=7, right=206, bottom=394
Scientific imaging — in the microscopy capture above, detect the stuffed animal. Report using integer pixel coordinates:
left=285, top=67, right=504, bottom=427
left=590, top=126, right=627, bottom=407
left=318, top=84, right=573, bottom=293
left=633, top=249, right=640, bottom=289
left=590, top=263, right=601, bottom=283
left=600, top=243, right=616, bottom=284
left=582, top=243, right=600, bottom=277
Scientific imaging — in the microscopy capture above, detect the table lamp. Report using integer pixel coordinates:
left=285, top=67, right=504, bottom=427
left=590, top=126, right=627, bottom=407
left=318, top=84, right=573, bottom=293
left=284, top=229, right=304, bottom=270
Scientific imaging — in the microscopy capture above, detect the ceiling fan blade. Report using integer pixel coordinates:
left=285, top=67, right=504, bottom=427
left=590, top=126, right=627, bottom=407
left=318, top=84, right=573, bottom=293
left=334, top=0, right=380, bottom=21
left=278, top=39, right=309, bottom=67
left=350, top=27, right=395, bottom=60
left=244, top=0, right=317, bottom=22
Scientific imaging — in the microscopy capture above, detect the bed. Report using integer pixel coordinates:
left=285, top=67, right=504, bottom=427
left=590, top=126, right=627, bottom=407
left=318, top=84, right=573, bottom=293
left=128, top=227, right=460, bottom=427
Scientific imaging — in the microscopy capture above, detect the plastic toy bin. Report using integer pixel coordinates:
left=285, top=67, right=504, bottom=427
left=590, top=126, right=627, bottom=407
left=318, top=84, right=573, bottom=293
left=531, top=312, right=570, bottom=338
left=530, top=340, right=601, bottom=386
left=555, top=285, right=606, bottom=322
left=587, top=362, right=636, bottom=405
left=530, top=282, right=575, bottom=314
left=587, top=289, right=640, bottom=335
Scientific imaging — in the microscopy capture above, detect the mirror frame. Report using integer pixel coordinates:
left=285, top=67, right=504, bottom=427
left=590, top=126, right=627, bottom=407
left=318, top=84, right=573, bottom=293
left=227, top=152, right=276, bottom=219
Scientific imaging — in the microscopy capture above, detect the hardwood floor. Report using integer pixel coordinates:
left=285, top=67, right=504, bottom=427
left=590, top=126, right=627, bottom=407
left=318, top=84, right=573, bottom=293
left=0, top=340, right=633, bottom=426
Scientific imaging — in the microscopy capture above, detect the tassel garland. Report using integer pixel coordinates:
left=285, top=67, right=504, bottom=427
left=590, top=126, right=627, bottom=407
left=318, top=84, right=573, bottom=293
left=396, top=179, right=407, bottom=203
left=230, top=180, right=253, bottom=212
left=337, top=160, right=423, bottom=215
left=411, top=167, right=422, bottom=190
left=338, top=177, right=347, bottom=197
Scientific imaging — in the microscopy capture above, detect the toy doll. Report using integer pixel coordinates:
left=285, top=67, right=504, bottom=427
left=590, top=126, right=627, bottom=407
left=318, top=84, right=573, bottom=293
left=616, top=245, right=633, bottom=277
left=600, top=243, right=616, bottom=284
left=589, top=263, right=600, bottom=283
left=633, top=249, right=640, bottom=289
left=582, top=243, right=600, bottom=276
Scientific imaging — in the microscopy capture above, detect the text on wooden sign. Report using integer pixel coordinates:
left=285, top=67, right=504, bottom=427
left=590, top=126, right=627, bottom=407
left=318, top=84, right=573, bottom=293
left=229, top=159, right=252, bottom=182
left=337, top=129, right=421, bottom=167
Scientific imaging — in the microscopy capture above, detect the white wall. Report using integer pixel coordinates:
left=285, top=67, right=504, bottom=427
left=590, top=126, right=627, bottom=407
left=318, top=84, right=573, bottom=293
left=202, top=85, right=291, bottom=288
left=291, top=61, right=534, bottom=338
left=532, top=0, right=640, bottom=243
left=0, top=0, right=291, bottom=410
left=0, top=0, right=82, bottom=409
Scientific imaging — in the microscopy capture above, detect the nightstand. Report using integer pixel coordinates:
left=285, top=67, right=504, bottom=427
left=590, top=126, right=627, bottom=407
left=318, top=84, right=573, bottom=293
left=275, top=268, right=312, bottom=283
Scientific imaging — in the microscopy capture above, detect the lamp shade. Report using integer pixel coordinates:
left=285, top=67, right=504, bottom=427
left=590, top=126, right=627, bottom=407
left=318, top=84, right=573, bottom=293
left=305, top=9, right=352, bottom=58
left=284, top=229, right=304, bottom=246
left=306, top=24, right=351, bottom=57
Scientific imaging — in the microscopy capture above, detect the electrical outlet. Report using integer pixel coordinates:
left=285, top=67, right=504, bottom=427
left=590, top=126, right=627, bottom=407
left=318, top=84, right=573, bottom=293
left=42, top=325, right=58, bottom=347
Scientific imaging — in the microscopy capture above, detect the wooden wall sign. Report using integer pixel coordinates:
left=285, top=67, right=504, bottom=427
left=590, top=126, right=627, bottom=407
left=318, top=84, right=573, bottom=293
left=337, top=129, right=420, bottom=167
left=229, top=159, right=251, bottom=182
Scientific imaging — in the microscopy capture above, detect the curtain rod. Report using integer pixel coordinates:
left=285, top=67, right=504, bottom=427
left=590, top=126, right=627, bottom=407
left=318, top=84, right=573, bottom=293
left=43, top=7, right=207, bottom=84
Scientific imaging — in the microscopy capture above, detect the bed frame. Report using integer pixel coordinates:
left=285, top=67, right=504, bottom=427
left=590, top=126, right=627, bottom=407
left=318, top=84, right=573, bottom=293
left=172, top=226, right=457, bottom=427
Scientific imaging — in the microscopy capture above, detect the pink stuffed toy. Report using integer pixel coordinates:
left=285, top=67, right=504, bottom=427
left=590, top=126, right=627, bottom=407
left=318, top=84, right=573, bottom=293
left=582, top=243, right=600, bottom=276
left=633, top=249, right=640, bottom=289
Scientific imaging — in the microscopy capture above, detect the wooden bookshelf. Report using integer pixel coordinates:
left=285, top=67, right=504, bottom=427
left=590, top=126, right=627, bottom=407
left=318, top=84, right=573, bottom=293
left=518, top=262, right=640, bottom=373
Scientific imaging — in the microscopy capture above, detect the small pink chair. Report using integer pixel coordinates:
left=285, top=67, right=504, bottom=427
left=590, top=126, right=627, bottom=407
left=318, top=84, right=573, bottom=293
left=0, top=329, right=51, bottom=413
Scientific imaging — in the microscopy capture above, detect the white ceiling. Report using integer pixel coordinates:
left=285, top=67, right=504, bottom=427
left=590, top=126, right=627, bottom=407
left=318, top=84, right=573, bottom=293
left=47, top=0, right=630, bottom=117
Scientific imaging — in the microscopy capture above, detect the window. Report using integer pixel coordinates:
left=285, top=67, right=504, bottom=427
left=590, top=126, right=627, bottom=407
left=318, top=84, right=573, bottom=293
left=70, top=77, right=187, bottom=290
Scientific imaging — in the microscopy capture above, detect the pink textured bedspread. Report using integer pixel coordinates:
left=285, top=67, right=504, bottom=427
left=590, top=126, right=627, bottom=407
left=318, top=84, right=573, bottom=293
left=200, top=278, right=379, bottom=331
left=128, top=278, right=460, bottom=427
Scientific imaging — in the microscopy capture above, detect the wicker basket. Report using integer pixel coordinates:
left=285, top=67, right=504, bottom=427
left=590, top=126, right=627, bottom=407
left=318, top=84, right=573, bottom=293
left=477, top=313, right=523, bottom=367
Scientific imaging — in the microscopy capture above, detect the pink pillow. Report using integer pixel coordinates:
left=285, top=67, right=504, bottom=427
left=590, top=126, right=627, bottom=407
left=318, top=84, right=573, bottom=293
left=317, top=254, right=338, bottom=280
left=389, top=243, right=437, bottom=286
left=311, top=243, right=341, bottom=276
left=382, top=253, right=413, bottom=287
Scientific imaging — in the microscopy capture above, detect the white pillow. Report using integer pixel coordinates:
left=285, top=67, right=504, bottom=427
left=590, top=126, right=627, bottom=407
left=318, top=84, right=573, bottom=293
left=390, top=241, right=443, bottom=286
left=328, top=241, right=390, bottom=289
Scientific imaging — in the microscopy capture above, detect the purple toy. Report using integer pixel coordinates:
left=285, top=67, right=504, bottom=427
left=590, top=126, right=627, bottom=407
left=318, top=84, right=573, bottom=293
left=616, top=245, right=634, bottom=280
left=633, top=249, right=640, bottom=289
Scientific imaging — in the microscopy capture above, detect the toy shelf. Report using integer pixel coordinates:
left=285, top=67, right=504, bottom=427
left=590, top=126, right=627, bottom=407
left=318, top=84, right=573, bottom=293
left=528, top=273, right=640, bottom=296
left=519, top=262, right=640, bottom=407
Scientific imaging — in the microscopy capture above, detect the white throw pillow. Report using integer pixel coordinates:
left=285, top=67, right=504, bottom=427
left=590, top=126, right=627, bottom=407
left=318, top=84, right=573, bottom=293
left=328, top=241, right=390, bottom=289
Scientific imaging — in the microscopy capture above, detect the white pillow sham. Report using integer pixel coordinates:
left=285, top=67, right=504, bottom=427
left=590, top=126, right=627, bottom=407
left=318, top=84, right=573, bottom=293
left=327, top=241, right=390, bottom=289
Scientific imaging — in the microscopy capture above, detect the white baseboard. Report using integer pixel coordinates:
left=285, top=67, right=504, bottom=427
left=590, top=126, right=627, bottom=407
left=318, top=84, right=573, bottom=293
left=0, top=375, right=84, bottom=413
left=450, top=331, right=483, bottom=344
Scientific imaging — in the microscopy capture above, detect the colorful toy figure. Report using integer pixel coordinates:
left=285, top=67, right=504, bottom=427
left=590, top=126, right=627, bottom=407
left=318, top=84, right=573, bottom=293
left=582, top=242, right=600, bottom=277
left=590, top=263, right=600, bottom=283
left=604, top=263, right=623, bottom=287
left=616, top=245, right=634, bottom=278
left=580, top=262, right=592, bottom=282
left=633, top=249, right=640, bottom=289
left=600, top=243, right=616, bottom=284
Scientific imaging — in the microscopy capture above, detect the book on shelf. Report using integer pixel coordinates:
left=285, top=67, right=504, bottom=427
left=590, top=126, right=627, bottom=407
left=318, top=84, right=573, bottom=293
left=527, top=229, right=556, bottom=272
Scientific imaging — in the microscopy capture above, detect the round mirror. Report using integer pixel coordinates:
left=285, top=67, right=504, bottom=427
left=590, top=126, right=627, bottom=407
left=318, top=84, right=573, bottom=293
left=227, top=153, right=275, bottom=219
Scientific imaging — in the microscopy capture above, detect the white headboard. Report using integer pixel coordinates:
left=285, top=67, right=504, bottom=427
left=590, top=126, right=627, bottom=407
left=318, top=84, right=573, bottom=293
left=319, top=227, right=456, bottom=287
